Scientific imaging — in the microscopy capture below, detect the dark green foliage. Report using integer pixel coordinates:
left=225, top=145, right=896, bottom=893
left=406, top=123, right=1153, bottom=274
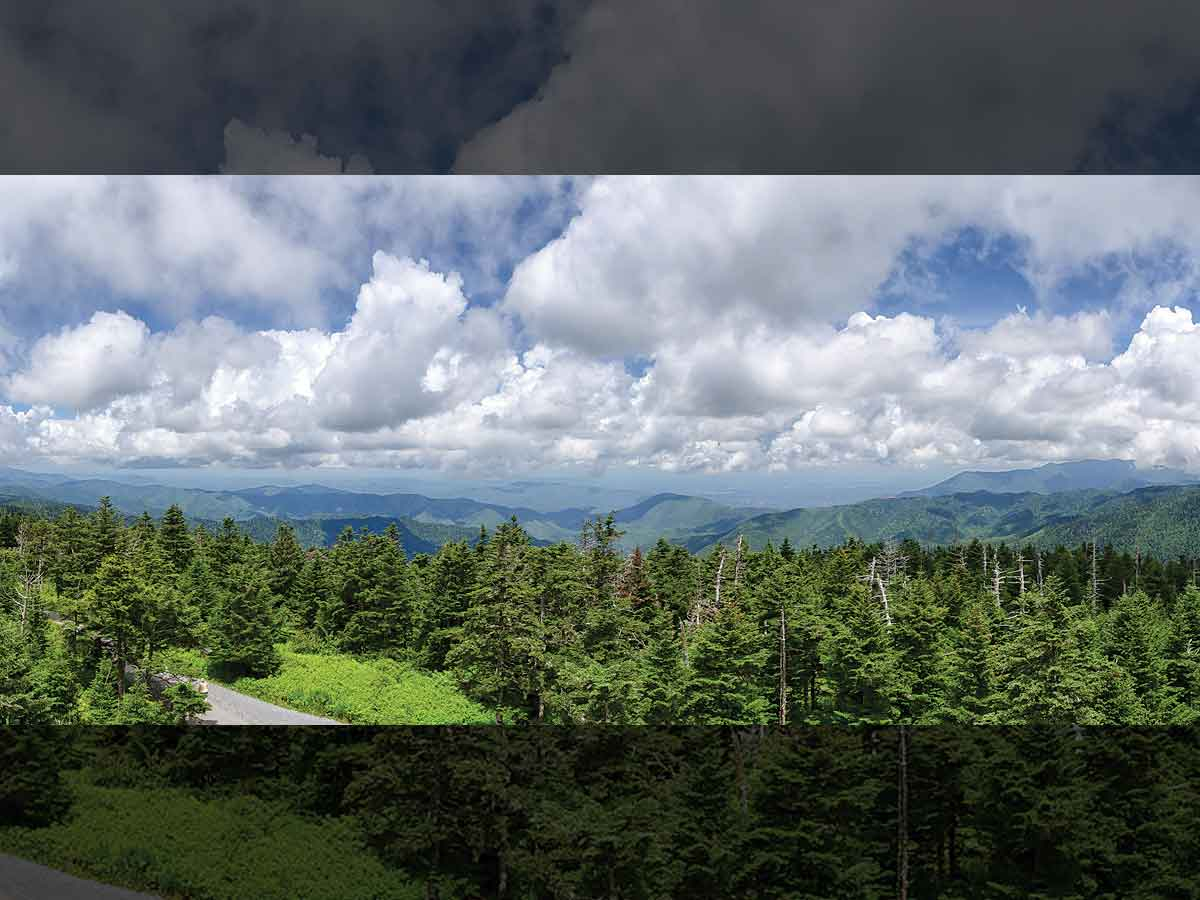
left=268, top=522, right=307, bottom=608
left=3, top=728, right=1200, bottom=900
left=7, top=495, right=1200, bottom=727
left=209, top=566, right=281, bottom=680
left=158, top=503, right=194, bottom=573
left=679, top=603, right=771, bottom=725
left=0, top=730, right=71, bottom=827
left=446, top=519, right=544, bottom=722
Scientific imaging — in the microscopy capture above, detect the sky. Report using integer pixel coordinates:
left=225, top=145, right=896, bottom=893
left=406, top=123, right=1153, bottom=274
left=6, top=1, right=1200, bottom=174
left=3, top=175, right=1200, bottom=497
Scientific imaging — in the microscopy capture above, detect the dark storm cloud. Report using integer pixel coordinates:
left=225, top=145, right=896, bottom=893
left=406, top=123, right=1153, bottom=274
left=0, top=0, right=589, bottom=173
left=4, top=0, right=1200, bottom=173
left=456, top=0, right=1200, bottom=173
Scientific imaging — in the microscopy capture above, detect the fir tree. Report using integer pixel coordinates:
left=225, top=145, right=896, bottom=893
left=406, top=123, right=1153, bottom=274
left=446, top=519, right=544, bottom=722
left=268, top=521, right=307, bottom=609
left=1165, top=584, right=1200, bottom=720
left=1102, top=589, right=1170, bottom=722
left=209, top=565, right=281, bottom=680
left=85, top=496, right=123, bottom=575
left=823, top=583, right=901, bottom=723
left=678, top=601, right=770, bottom=725
left=158, top=503, right=193, bottom=573
left=987, top=577, right=1110, bottom=724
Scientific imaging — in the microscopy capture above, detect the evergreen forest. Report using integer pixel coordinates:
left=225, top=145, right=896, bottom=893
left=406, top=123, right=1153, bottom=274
left=4, top=497, right=1200, bottom=726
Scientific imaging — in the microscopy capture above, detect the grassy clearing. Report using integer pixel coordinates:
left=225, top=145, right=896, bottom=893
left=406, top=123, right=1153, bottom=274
left=225, top=647, right=493, bottom=724
left=0, top=773, right=420, bottom=900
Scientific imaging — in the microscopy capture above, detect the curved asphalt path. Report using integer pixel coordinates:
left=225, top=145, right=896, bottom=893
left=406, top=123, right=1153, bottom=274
left=0, top=854, right=159, bottom=900
left=199, top=682, right=342, bottom=725
left=44, top=611, right=341, bottom=725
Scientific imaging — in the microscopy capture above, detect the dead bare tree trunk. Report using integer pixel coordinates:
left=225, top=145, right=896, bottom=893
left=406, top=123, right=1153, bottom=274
left=1017, top=553, right=1026, bottom=595
left=732, top=730, right=750, bottom=818
left=897, top=724, right=910, bottom=900
left=864, top=543, right=904, bottom=629
left=1088, top=539, right=1106, bottom=613
left=877, top=574, right=893, bottom=628
left=12, top=523, right=47, bottom=638
left=732, top=535, right=745, bottom=593
left=778, top=604, right=788, bottom=726
left=537, top=594, right=546, bottom=721
left=992, top=559, right=1003, bottom=612
left=714, top=547, right=727, bottom=609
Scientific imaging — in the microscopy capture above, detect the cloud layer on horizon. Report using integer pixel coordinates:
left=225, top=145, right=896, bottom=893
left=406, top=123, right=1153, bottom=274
left=6, top=176, right=1200, bottom=475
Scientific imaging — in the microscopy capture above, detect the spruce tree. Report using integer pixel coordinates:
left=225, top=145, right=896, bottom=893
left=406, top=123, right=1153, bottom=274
left=340, top=527, right=418, bottom=654
left=987, top=577, right=1109, bottom=723
left=891, top=577, right=950, bottom=722
left=268, top=521, right=307, bottom=609
left=84, top=549, right=150, bottom=697
left=640, top=606, right=686, bottom=724
left=415, top=540, right=475, bottom=670
left=209, top=517, right=247, bottom=588
left=446, top=519, right=544, bottom=722
left=179, top=552, right=220, bottom=641
left=823, top=583, right=901, bottom=723
left=937, top=596, right=998, bottom=722
left=1102, top=589, right=1170, bottom=722
left=678, top=601, right=770, bottom=725
left=209, top=565, right=281, bottom=680
left=158, top=503, right=193, bottom=573
left=1165, top=585, right=1200, bottom=721
left=290, top=551, right=332, bottom=634
left=528, top=542, right=587, bottom=721
left=130, top=510, right=156, bottom=547
left=85, top=496, right=122, bottom=576
left=51, top=505, right=90, bottom=600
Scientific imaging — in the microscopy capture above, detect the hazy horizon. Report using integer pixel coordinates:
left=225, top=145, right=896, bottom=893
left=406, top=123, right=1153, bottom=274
left=3, top=455, right=1185, bottom=513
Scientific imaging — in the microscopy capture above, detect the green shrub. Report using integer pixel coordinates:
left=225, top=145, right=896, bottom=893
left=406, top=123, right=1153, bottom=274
left=0, top=773, right=421, bottom=900
left=0, top=731, right=72, bottom=827
left=150, top=647, right=208, bottom=679
left=227, top=648, right=493, bottom=724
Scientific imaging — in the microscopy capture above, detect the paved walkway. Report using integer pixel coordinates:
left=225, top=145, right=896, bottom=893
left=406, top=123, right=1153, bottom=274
left=0, top=854, right=159, bottom=900
left=200, top=681, right=342, bottom=725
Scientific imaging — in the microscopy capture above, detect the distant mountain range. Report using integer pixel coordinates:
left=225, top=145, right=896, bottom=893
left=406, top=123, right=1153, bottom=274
left=6, top=459, right=1200, bottom=557
left=0, top=469, right=769, bottom=553
left=900, top=458, right=1200, bottom=498
left=703, top=484, right=1200, bottom=558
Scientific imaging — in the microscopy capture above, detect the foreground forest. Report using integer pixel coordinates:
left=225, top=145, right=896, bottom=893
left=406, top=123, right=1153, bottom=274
left=4, top=496, right=1200, bottom=726
left=3, top=727, right=1199, bottom=899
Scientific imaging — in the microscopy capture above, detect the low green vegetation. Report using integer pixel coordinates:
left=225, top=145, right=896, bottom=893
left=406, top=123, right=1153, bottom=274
left=149, top=646, right=208, bottom=679
left=226, top=647, right=493, bottom=724
left=0, top=771, right=420, bottom=900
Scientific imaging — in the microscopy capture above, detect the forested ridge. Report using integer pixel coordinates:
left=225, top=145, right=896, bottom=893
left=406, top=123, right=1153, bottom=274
left=4, top=496, right=1200, bottom=726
